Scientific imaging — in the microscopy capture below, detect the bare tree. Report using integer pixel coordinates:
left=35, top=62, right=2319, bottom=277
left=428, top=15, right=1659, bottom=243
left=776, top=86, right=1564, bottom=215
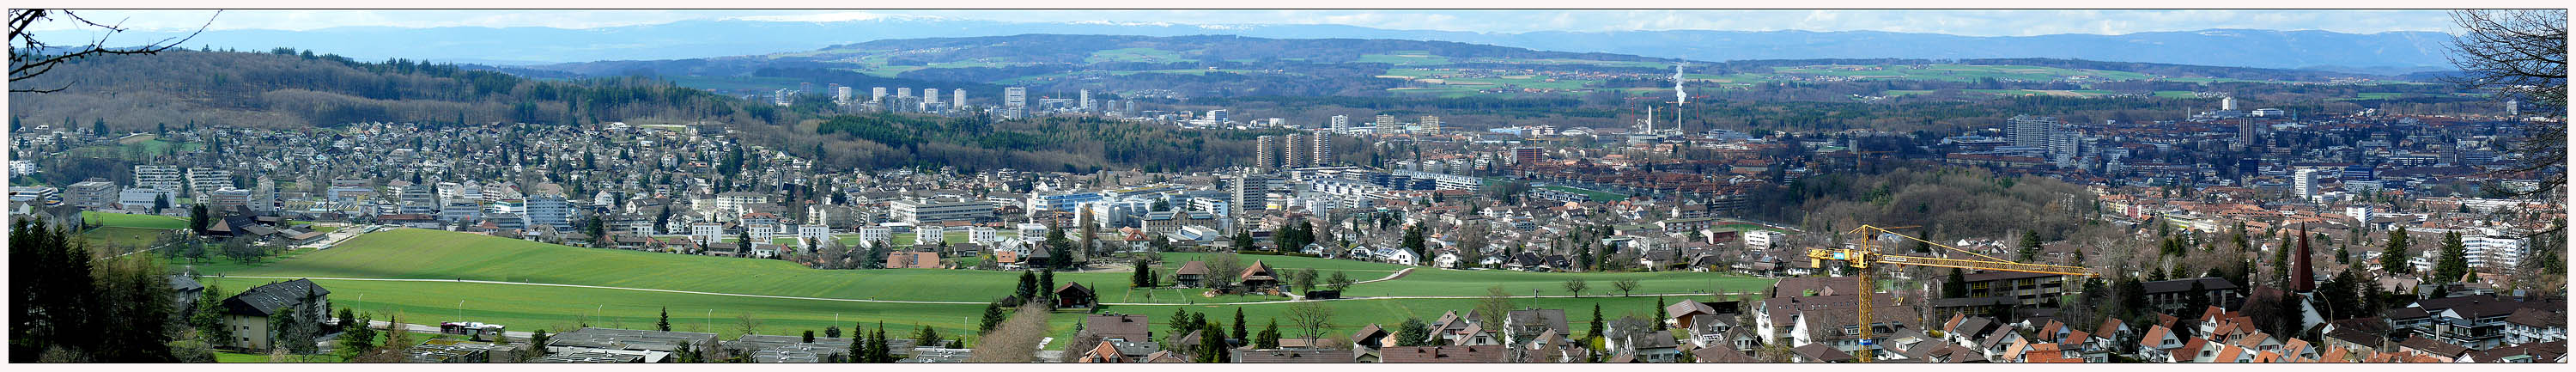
left=1476, top=286, right=1516, bottom=327
left=1562, top=278, right=1589, bottom=297
left=9, top=9, right=218, bottom=93
left=1286, top=301, right=1334, bottom=341
left=2447, top=9, right=2569, bottom=198
left=1612, top=278, right=1641, bottom=296
left=1206, top=253, right=1243, bottom=288
left=733, top=313, right=763, bottom=337
left=965, top=302, right=1053, bottom=363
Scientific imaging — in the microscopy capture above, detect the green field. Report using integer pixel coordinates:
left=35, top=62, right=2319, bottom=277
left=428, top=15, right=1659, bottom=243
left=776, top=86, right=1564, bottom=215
left=78, top=226, right=167, bottom=250
left=86, top=211, right=188, bottom=229
left=1084, top=47, right=1188, bottom=64
left=197, top=228, right=1773, bottom=347
left=1357, top=52, right=1452, bottom=66
left=1772, top=64, right=2155, bottom=82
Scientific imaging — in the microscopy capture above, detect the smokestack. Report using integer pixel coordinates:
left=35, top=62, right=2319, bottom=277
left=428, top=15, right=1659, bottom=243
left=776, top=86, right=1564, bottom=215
left=2294, top=223, right=2314, bottom=293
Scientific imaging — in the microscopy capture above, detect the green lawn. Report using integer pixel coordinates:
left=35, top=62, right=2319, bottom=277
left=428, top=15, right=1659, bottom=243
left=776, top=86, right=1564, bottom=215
left=78, top=226, right=167, bottom=250
left=86, top=211, right=188, bottom=229
left=204, top=229, right=1777, bottom=348
left=205, top=276, right=1716, bottom=348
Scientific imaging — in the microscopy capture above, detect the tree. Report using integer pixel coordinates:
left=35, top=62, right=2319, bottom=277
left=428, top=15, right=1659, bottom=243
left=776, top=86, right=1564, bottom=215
left=1293, top=267, right=1320, bottom=293
left=2019, top=229, right=2043, bottom=261
left=658, top=307, right=671, bottom=332
left=733, top=313, right=762, bottom=337
left=2382, top=228, right=2415, bottom=275
left=1585, top=304, right=1606, bottom=342
left=1477, top=286, right=1516, bottom=327
left=1231, top=308, right=1249, bottom=343
left=1612, top=278, right=1641, bottom=296
left=1132, top=259, right=1153, bottom=287
left=335, top=313, right=378, bottom=360
left=979, top=302, right=1007, bottom=333
left=2183, top=281, right=2212, bottom=315
left=1257, top=320, right=1281, bottom=349
left=529, top=330, right=550, bottom=357
left=826, top=325, right=843, bottom=339
left=1394, top=318, right=1433, bottom=346
left=188, top=204, right=210, bottom=232
left=914, top=325, right=942, bottom=348
left=1943, top=267, right=1968, bottom=298
left=2435, top=231, right=2471, bottom=283
left=10, top=9, right=216, bottom=93
left=1286, top=302, right=1332, bottom=340
left=1326, top=271, right=1354, bottom=291
left=1038, top=269, right=1056, bottom=304
left=1014, top=270, right=1038, bottom=302
left=2446, top=9, right=2567, bottom=197
left=1400, top=224, right=1428, bottom=259
left=1563, top=278, right=1589, bottom=297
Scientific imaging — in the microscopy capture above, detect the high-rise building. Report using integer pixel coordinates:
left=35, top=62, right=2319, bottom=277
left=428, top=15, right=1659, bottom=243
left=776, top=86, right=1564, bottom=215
left=2047, top=125, right=2081, bottom=168
left=872, top=87, right=887, bottom=102
left=1230, top=174, right=1272, bottom=216
left=2221, top=96, right=2237, bottom=111
left=1005, top=87, right=1028, bottom=108
left=2008, top=114, right=2061, bottom=148
left=1285, top=133, right=1311, bottom=168
left=1375, top=114, right=1398, bottom=127
left=923, top=88, right=940, bottom=104
left=1307, top=131, right=1334, bottom=166
left=67, top=179, right=115, bottom=209
left=1206, top=109, right=1229, bottom=123
left=1330, top=115, right=1351, bottom=131
left=834, top=85, right=852, bottom=104
left=526, top=194, right=574, bottom=230
left=896, top=88, right=912, bottom=99
left=2293, top=168, right=2321, bottom=201
left=953, top=88, right=967, bottom=107
left=1078, top=89, right=1092, bottom=112
left=1419, top=115, right=1442, bottom=135
left=1254, top=136, right=1284, bottom=170
left=2237, top=121, right=2258, bottom=150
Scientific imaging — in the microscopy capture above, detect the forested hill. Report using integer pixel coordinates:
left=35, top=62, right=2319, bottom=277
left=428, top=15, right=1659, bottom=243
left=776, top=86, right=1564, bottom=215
left=7, top=48, right=773, bottom=131
left=8, top=48, right=1286, bottom=173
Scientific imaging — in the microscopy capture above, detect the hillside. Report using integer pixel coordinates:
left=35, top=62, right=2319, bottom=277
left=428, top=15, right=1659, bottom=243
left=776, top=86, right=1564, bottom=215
left=6, top=49, right=762, bottom=131
left=102, top=18, right=2457, bottom=70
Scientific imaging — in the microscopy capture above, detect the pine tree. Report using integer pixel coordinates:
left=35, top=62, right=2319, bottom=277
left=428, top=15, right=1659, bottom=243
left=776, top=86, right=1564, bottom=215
left=658, top=307, right=671, bottom=332
left=1231, top=308, right=1249, bottom=342
left=978, top=302, right=1006, bottom=333
left=2435, top=231, right=2471, bottom=282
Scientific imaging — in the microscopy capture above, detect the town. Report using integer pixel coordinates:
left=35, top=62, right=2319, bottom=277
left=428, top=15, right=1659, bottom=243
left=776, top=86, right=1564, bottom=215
left=4, top=8, right=2565, bottom=366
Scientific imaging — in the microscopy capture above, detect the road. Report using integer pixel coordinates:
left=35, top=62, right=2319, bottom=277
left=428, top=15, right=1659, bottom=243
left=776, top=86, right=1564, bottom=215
left=227, top=268, right=1745, bottom=308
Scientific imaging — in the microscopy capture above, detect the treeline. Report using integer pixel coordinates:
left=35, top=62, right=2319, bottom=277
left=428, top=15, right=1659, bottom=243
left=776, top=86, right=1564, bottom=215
left=8, top=49, right=770, bottom=131
left=739, top=113, right=1291, bottom=173
left=1707, top=58, right=2380, bottom=81
left=1747, top=165, right=2101, bottom=242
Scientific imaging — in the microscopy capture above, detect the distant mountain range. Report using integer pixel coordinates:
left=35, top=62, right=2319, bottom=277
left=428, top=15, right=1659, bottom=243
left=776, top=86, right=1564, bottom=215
left=104, top=18, right=2459, bottom=73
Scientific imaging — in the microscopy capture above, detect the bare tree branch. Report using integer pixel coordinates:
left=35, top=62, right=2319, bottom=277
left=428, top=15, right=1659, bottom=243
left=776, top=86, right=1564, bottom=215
left=9, top=9, right=220, bottom=93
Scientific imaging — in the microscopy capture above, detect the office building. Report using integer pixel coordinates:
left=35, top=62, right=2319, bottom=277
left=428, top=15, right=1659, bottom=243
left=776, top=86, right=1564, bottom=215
left=526, top=194, right=574, bottom=230
left=1005, top=87, right=1028, bottom=108
left=1078, top=89, right=1092, bottom=112
left=1206, top=109, right=1229, bottom=123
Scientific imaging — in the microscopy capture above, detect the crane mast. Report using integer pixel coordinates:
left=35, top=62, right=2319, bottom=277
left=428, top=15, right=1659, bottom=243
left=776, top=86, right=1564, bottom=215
left=1807, top=224, right=2097, bottom=363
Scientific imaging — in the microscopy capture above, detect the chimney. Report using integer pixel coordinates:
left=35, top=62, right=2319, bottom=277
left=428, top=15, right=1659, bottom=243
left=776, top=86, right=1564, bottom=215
left=2293, top=223, right=2314, bottom=293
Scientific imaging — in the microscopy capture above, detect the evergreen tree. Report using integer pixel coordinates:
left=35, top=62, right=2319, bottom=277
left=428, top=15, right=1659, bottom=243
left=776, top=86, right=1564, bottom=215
left=1231, top=308, right=1249, bottom=342
left=1258, top=320, right=1281, bottom=349
left=978, top=302, right=1006, bottom=333
left=658, top=307, right=671, bottom=332
left=1586, top=304, right=1605, bottom=341
left=1038, top=269, right=1057, bottom=304
left=1394, top=318, right=1433, bottom=346
left=2382, top=228, right=2414, bottom=274
left=1014, top=271, right=1038, bottom=302
left=2435, top=231, right=2471, bottom=282
left=1943, top=267, right=1967, bottom=298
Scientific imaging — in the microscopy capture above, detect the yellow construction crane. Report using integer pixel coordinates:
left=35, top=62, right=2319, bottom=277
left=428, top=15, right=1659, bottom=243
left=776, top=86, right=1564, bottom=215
left=1806, top=224, right=2097, bottom=363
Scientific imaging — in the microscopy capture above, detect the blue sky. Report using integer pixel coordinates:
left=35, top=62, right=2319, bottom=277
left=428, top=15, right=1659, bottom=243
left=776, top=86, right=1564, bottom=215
left=30, top=9, right=2464, bottom=37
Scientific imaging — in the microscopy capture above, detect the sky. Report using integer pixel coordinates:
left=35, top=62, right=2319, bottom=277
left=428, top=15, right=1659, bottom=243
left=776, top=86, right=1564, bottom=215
left=26, top=9, right=2470, bottom=37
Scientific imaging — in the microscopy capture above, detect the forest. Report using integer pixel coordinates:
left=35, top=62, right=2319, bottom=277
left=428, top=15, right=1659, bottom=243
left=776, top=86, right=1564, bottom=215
left=1744, top=164, right=2103, bottom=243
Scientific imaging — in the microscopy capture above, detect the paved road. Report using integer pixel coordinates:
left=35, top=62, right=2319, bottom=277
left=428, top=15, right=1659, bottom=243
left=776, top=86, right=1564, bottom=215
left=229, top=269, right=1743, bottom=308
